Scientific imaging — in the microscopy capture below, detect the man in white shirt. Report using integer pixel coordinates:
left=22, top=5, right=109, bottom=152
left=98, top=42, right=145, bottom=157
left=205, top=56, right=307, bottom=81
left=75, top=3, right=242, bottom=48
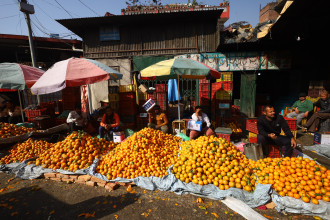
left=189, top=106, right=215, bottom=139
left=66, top=105, right=84, bottom=133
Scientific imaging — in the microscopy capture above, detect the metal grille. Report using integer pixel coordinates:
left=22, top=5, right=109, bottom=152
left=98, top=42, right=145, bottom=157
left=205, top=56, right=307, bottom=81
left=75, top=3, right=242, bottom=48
left=138, top=78, right=198, bottom=104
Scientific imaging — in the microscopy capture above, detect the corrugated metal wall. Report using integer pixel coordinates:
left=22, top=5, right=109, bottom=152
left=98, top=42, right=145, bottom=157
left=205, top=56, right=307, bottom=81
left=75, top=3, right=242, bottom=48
left=83, top=20, right=220, bottom=59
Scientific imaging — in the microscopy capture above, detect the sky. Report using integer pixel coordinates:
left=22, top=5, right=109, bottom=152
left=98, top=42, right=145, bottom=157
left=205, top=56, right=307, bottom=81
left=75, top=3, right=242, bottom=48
left=0, top=0, right=273, bottom=40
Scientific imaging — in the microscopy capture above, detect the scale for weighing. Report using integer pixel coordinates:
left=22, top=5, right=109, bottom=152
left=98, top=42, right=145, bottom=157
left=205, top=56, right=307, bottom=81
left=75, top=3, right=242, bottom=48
left=218, top=102, right=230, bottom=127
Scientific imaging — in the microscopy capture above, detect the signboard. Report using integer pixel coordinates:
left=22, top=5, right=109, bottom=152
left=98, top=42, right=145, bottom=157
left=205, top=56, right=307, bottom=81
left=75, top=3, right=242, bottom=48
left=187, top=120, right=202, bottom=131
left=100, top=26, right=120, bottom=41
left=175, top=51, right=291, bottom=71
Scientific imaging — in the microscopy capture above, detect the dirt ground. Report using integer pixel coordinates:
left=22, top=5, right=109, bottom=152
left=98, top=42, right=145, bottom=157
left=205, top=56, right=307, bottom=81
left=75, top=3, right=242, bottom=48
left=0, top=129, right=327, bottom=220
left=0, top=172, right=315, bottom=220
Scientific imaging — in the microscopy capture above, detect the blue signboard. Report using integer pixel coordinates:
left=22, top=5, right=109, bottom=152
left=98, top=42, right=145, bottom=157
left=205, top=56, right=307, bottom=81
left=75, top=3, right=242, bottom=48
left=100, top=26, right=120, bottom=41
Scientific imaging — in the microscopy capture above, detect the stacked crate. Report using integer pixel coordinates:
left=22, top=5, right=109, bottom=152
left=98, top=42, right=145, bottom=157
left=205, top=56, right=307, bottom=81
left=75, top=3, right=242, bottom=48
left=155, top=84, right=168, bottom=111
left=61, top=87, right=81, bottom=111
left=118, top=84, right=137, bottom=130
left=199, top=79, right=211, bottom=121
left=108, top=86, right=119, bottom=113
left=214, top=72, right=233, bottom=128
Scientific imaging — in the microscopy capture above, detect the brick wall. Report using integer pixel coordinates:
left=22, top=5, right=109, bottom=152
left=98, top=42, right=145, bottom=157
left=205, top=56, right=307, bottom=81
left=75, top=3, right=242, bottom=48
left=259, top=2, right=279, bottom=23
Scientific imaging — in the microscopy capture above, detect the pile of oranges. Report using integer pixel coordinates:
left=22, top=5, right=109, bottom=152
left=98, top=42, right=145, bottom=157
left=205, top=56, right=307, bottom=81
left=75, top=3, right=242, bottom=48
left=172, top=135, right=256, bottom=192
left=0, top=138, right=52, bottom=164
left=251, top=157, right=330, bottom=204
left=35, top=131, right=116, bottom=172
left=96, top=128, right=181, bottom=180
left=0, top=123, right=35, bottom=139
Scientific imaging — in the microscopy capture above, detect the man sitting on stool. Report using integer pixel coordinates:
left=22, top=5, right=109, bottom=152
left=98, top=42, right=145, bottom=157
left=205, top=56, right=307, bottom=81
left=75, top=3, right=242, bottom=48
left=257, top=105, right=297, bottom=157
left=66, top=104, right=84, bottom=132
left=99, top=106, right=120, bottom=140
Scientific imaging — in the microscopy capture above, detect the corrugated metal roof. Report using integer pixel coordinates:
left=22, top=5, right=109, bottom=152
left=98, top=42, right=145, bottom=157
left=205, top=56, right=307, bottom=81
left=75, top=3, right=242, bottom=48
left=57, top=9, right=223, bottom=38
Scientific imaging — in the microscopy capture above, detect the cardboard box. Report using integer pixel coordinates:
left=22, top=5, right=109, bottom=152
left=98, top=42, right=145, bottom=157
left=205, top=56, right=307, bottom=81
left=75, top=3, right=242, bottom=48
left=187, top=120, right=202, bottom=131
left=113, top=131, right=125, bottom=143
left=138, top=84, right=148, bottom=93
left=313, top=133, right=330, bottom=145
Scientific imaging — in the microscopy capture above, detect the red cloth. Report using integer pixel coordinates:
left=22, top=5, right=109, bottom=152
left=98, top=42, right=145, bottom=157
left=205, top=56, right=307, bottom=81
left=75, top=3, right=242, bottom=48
left=100, top=113, right=120, bottom=128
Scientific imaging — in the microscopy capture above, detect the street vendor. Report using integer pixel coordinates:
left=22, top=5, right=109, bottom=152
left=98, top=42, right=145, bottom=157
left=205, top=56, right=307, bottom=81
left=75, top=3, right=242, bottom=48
left=286, top=92, right=313, bottom=126
left=302, top=90, right=330, bottom=133
left=257, top=105, right=297, bottom=157
left=148, top=105, right=169, bottom=133
left=1, top=101, right=22, bottom=124
left=99, top=106, right=120, bottom=139
left=189, top=106, right=215, bottom=139
left=66, top=104, right=85, bottom=132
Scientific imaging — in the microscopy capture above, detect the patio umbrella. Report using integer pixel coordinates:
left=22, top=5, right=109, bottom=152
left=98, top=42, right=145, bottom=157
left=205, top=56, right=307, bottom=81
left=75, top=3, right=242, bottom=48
left=0, top=63, right=45, bottom=122
left=31, top=57, right=123, bottom=95
left=140, top=57, right=221, bottom=131
left=141, top=57, right=220, bottom=80
left=0, top=63, right=45, bottom=90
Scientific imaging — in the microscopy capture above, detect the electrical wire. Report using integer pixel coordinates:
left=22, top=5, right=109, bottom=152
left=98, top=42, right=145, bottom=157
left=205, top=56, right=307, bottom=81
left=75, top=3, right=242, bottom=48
left=0, top=14, right=19, bottom=19
left=77, top=0, right=100, bottom=16
left=54, top=0, right=74, bottom=18
left=31, top=0, right=79, bottom=39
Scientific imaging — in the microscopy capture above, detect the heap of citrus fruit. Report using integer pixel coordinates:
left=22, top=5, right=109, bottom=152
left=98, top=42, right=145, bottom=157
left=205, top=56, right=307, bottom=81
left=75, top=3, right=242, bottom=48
left=96, top=128, right=181, bottom=180
left=0, top=138, right=52, bottom=164
left=35, top=131, right=116, bottom=172
left=172, top=135, right=256, bottom=192
left=251, top=157, right=330, bottom=204
left=0, top=123, right=35, bottom=138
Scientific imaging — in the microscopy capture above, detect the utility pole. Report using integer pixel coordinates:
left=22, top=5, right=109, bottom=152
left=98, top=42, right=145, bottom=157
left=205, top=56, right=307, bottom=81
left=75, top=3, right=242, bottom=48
left=19, top=0, right=37, bottom=67
left=19, top=0, right=40, bottom=104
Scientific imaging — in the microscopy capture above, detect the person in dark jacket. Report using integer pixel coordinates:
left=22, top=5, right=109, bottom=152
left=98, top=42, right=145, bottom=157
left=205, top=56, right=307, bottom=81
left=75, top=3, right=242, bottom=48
left=302, top=90, right=330, bottom=133
left=257, top=105, right=297, bottom=157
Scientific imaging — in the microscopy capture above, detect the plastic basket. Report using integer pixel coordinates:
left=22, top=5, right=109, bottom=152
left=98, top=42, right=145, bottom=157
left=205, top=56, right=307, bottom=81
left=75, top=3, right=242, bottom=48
left=109, top=93, right=119, bottom=102
left=211, top=82, right=222, bottom=92
left=221, top=81, right=233, bottom=91
left=156, top=100, right=167, bottom=111
left=246, top=118, right=258, bottom=133
left=119, top=84, right=136, bottom=93
left=138, top=92, right=148, bottom=101
left=24, top=108, right=48, bottom=119
left=284, top=117, right=297, bottom=130
left=199, top=91, right=211, bottom=99
left=147, top=93, right=157, bottom=100
left=249, top=137, right=257, bottom=143
left=216, top=72, right=233, bottom=82
left=268, top=144, right=281, bottom=158
left=199, top=84, right=211, bottom=91
left=156, top=92, right=167, bottom=102
left=216, top=133, right=230, bottom=142
left=216, top=90, right=232, bottom=100
left=156, top=84, right=168, bottom=92
left=199, top=79, right=209, bottom=84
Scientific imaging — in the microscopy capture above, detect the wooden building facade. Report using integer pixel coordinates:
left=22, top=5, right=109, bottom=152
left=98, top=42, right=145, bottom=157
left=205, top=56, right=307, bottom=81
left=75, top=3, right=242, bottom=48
left=58, top=9, right=227, bottom=84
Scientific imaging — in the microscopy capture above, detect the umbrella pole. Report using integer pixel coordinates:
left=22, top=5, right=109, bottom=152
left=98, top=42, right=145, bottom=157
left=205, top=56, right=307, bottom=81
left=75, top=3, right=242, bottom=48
left=177, top=74, right=181, bottom=133
left=18, top=90, right=24, bottom=123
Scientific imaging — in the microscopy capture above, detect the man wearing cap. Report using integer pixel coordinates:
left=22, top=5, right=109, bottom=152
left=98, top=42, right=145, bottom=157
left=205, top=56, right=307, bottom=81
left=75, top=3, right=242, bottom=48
left=286, top=92, right=313, bottom=126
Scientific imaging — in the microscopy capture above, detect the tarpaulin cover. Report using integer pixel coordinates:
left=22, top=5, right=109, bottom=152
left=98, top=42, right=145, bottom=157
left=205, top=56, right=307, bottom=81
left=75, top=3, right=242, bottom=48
left=303, top=144, right=330, bottom=159
left=0, top=148, right=328, bottom=218
left=1, top=160, right=272, bottom=209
